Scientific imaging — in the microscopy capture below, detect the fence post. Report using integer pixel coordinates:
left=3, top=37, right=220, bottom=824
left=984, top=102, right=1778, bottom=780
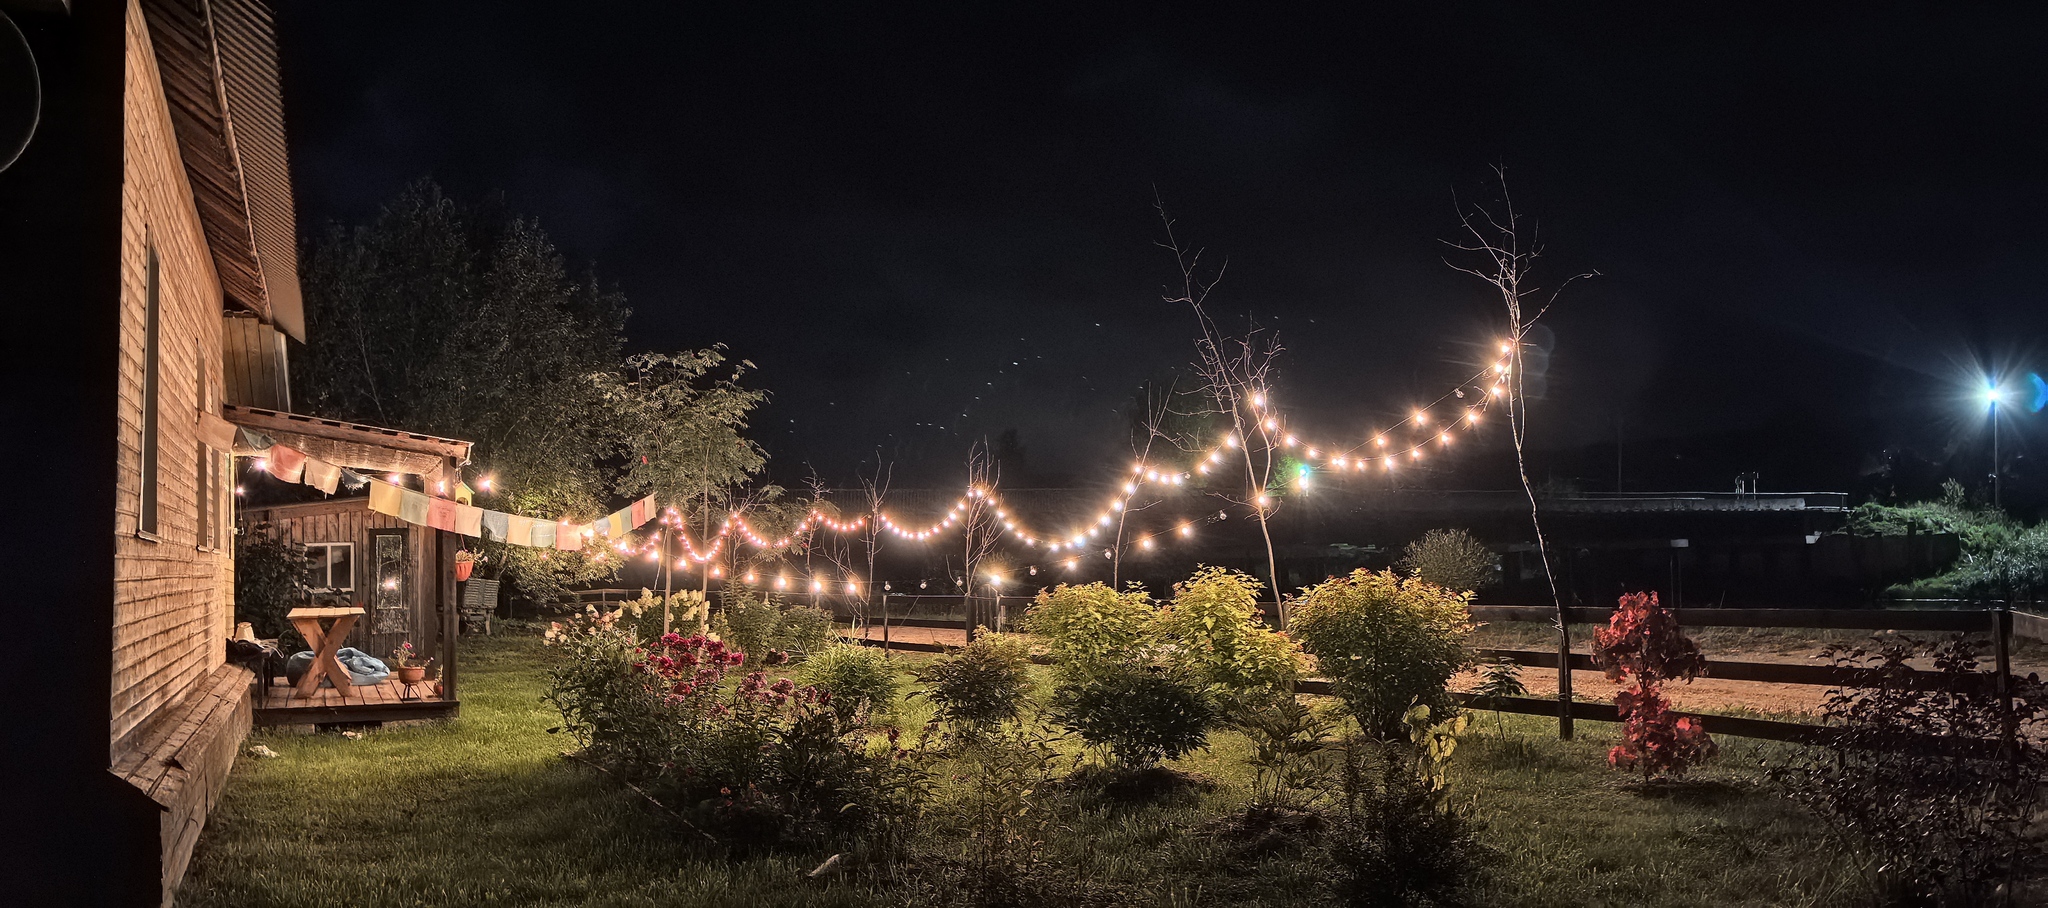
left=1992, top=606, right=2015, bottom=757
left=1557, top=620, right=1575, bottom=741
left=880, top=589, right=890, bottom=653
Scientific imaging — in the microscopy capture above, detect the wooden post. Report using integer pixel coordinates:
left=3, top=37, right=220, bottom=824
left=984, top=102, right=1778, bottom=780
left=1556, top=618, right=1574, bottom=741
left=880, top=588, right=890, bottom=652
left=440, top=456, right=459, bottom=703
left=1993, top=607, right=2015, bottom=757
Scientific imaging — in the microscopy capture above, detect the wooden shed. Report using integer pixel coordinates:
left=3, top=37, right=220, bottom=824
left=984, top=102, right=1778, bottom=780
left=241, top=496, right=462, bottom=725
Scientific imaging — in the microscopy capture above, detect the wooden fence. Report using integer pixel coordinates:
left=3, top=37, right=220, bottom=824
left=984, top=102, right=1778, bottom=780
left=847, top=605, right=2046, bottom=753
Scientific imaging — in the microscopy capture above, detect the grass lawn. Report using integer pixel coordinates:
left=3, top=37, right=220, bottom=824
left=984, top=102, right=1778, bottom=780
left=180, top=633, right=1871, bottom=908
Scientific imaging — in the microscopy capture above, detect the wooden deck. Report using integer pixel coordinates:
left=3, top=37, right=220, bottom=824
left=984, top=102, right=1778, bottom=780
left=253, top=676, right=458, bottom=726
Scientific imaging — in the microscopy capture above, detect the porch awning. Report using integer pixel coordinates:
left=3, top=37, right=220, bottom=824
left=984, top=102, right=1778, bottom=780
left=222, top=405, right=473, bottom=482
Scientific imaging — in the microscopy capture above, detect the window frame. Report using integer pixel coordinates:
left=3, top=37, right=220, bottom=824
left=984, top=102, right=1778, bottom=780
left=304, top=541, right=356, bottom=593
left=137, top=244, right=161, bottom=540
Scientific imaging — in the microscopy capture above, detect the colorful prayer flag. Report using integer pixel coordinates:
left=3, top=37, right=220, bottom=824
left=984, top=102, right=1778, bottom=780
left=266, top=444, right=306, bottom=483
left=524, top=518, right=551, bottom=548
left=555, top=523, right=583, bottom=552
left=399, top=489, right=430, bottom=525
left=303, top=457, right=341, bottom=494
left=481, top=510, right=509, bottom=542
left=455, top=504, right=483, bottom=537
left=427, top=497, right=458, bottom=531
left=369, top=480, right=403, bottom=517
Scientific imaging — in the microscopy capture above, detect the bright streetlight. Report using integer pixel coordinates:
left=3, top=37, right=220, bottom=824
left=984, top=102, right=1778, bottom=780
left=1985, top=382, right=2005, bottom=509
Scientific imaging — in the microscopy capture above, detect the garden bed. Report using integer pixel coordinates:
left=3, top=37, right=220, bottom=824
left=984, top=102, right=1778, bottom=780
left=179, top=632, right=1887, bottom=908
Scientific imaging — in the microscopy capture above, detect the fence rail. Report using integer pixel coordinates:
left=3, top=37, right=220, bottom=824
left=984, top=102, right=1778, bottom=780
left=846, top=606, right=2045, bottom=753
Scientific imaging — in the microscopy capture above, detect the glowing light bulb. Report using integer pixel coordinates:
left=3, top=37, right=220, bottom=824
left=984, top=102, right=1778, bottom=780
left=252, top=459, right=270, bottom=473
left=1284, top=434, right=1297, bottom=446
left=1415, top=411, right=1428, bottom=425
left=711, top=567, right=722, bottom=578
left=1256, top=494, right=1271, bottom=507
left=480, top=477, right=494, bottom=491
left=1306, top=447, right=1319, bottom=458
left=1375, top=436, right=1387, bottom=447
left=1124, top=482, right=1137, bottom=494
left=1141, top=538, right=1154, bottom=550
left=1112, top=501, right=1124, bottom=512
left=1264, top=418, right=1278, bottom=431
left=811, top=579, right=823, bottom=592
left=1252, top=391, right=1266, bottom=408
left=1501, top=341, right=1513, bottom=353
left=845, top=581, right=858, bottom=595
left=1064, top=559, right=1077, bottom=570
left=1226, top=435, right=1240, bottom=448
left=1179, top=524, right=1192, bottom=536
left=1467, top=411, right=1480, bottom=424
left=775, top=576, right=788, bottom=589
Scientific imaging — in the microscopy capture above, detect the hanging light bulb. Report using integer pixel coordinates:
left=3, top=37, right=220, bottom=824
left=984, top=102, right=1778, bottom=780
left=1140, top=538, right=1154, bottom=550
left=1251, top=391, right=1266, bottom=408
left=1179, top=523, right=1192, bottom=536
left=845, top=581, right=858, bottom=595
left=1414, top=411, right=1428, bottom=425
left=775, top=575, right=789, bottom=589
left=711, top=566, right=722, bottom=578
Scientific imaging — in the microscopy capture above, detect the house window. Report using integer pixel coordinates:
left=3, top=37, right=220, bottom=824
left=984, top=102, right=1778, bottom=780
left=138, top=246, right=161, bottom=537
left=305, top=542, right=355, bottom=592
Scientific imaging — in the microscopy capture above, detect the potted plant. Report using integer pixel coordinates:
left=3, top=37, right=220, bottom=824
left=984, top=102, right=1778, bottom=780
left=454, top=549, right=477, bottom=582
left=388, top=641, right=435, bottom=684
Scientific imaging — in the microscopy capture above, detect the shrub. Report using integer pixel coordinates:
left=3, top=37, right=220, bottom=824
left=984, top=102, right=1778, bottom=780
left=1158, top=566, right=1302, bottom=693
left=1290, top=570, right=1473, bottom=739
left=797, top=643, right=901, bottom=721
left=712, top=586, right=834, bottom=659
left=234, top=525, right=313, bottom=649
left=1324, top=706, right=1476, bottom=908
left=917, top=633, right=1036, bottom=737
left=1771, top=634, right=2047, bottom=905
left=1396, top=528, right=1500, bottom=593
left=1593, top=591, right=1715, bottom=780
left=1231, top=692, right=1339, bottom=814
left=1023, top=582, right=1158, bottom=674
left=1049, top=663, right=1217, bottom=769
left=1470, top=658, right=1528, bottom=738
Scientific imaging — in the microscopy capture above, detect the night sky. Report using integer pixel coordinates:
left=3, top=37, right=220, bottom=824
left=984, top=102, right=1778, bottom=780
left=274, top=4, right=2048, bottom=508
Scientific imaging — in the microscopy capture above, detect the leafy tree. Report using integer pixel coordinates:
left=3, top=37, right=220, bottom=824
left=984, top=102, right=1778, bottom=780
left=1396, top=528, right=1500, bottom=593
left=614, top=349, right=773, bottom=554
left=297, top=181, right=630, bottom=600
left=234, top=524, right=313, bottom=650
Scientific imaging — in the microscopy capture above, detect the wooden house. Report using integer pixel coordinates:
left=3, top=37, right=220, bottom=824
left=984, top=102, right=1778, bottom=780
left=0, top=2, right=468, bottom=903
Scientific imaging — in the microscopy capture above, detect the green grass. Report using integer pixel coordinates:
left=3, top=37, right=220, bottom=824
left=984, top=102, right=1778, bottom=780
left=181, top=634, right=1871, bottom=908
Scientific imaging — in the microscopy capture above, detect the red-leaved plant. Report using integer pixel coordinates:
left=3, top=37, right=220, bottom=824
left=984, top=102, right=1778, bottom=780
left=1592, top=591, right=1716, bottom=779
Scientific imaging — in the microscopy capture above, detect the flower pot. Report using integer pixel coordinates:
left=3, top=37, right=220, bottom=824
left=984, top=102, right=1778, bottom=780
left=397, top=665, right=427, bottom=684
left=455, top=560, right=475, bottom=582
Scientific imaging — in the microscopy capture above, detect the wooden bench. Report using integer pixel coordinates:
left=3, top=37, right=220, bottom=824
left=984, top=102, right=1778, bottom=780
left=111, top=662, right=254, bottom=906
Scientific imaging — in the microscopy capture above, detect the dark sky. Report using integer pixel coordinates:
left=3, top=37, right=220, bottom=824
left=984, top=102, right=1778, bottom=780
left=274, top=3, right=2048, bottom=503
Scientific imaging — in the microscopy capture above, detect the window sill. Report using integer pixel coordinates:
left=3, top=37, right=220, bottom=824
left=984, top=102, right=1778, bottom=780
left=134, top=530, right=162, bottom=545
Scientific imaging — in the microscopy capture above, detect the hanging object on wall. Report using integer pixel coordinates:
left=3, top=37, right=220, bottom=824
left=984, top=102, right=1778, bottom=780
left=0, top=12, right=39, bottom=175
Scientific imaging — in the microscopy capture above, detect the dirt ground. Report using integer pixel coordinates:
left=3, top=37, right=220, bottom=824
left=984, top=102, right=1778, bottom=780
left=840, top=623, right=2047, bottom=719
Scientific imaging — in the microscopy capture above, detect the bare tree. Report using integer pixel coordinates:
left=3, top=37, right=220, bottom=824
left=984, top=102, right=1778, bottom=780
left=1157, top=199, right=1291, bottom=624
left=1113, top=378, right=1179, bottom=588
left=958, top=442, right=1005, bottom=639
left=1444, top=168, right=1597, bottom=738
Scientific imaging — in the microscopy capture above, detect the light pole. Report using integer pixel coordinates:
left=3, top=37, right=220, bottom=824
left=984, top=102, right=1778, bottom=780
left=1986, top=383, right=2004, bottom=510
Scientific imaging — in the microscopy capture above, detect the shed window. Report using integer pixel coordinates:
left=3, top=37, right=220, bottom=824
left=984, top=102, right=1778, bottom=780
left=305, top=542, right=354, bottom=592
left=138, top=246, right=161, bottom=536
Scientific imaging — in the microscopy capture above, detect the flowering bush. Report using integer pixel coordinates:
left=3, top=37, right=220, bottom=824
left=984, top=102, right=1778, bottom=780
left=1289, top=570, right=1473, bottom=739
left=1592, top=591, right=1715, bottom=779
left=387, top=641, right=434, bottom=670
left=542, top=607, right=909, bottom=845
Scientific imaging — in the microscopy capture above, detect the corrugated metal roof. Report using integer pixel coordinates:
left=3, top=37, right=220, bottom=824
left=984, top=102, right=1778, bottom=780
left=140, top=0, right=300, bottom=339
